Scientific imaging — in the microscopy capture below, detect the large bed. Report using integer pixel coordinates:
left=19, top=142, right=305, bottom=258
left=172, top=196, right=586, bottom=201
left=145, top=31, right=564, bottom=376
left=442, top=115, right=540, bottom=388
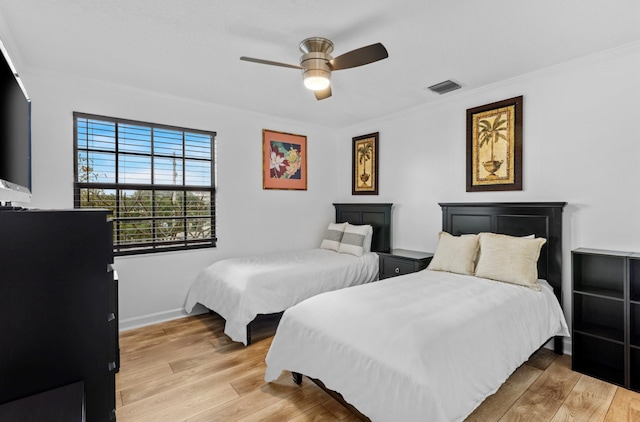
left=264, top=202, right=569, bottom=421
left=185, top=203, right=392, bottom=345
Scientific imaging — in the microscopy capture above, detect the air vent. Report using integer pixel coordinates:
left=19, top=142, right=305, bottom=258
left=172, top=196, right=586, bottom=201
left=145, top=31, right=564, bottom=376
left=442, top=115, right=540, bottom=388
left=427, top=80, right=461, bottom=95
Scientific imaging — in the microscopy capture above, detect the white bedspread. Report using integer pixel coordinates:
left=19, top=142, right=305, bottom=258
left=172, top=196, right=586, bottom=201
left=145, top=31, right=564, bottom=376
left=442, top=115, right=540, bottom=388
left=185, top=248, right=378, bottom=344
left=265, top=269, right=569, bottom=422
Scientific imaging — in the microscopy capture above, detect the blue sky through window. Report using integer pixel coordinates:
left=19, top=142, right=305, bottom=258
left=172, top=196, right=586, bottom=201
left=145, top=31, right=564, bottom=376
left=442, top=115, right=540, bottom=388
left=76, top=117, right=212, bottom=186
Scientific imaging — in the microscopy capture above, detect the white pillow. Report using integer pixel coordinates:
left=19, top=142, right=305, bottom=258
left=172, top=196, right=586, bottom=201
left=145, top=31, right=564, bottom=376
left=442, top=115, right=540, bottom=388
left=347, top=224, right=373, bottom=252
left=474, top=232, right=547, bottom=290
left=363, top=225, right=373, bottom=252
left=319, top=222, right=347, bottom=252
left=338, top=223, right=371, bottom=257
left=427, top=231, right=479, bottom=275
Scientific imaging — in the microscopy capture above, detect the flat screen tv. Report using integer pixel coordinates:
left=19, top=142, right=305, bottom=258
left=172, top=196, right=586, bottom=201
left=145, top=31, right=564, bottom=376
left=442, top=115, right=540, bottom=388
left=0, top=42, right=31, bottom=205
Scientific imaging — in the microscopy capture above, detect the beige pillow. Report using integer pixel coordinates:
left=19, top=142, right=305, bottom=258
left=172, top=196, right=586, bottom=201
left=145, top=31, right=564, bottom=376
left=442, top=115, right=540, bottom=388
left=474, top=233, right=536, bottom=267
left=474, top=232, right=547, bottom=290
left=427, top=232, right=479, bottom=275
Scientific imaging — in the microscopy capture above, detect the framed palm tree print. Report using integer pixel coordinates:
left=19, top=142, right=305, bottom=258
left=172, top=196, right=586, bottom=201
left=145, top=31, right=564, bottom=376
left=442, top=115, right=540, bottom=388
left=263, top=129, right=307, bottom=190
left=466, top=96, right=523, bottom=192
left=352, top=132, right=379, bottom=195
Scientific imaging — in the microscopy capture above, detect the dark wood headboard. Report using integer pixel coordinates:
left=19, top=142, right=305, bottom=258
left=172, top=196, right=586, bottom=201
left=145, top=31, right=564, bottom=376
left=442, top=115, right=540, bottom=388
left=440, top=202, right=566, bottom=353
left=333, top=203, right=392, bottom=253
left=440, top=202, right=566, bottom=300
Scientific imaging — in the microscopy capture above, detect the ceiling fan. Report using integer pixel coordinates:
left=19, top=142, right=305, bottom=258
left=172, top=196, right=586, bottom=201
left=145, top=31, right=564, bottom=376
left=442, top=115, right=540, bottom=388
left=240, top=37, right=388, bottom=100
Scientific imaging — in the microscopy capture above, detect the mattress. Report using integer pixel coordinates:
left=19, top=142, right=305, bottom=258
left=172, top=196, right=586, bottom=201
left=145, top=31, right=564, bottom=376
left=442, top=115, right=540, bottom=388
left=264, top=269, right=569, bottom=421
left=185, top=248, right=379, bottom=344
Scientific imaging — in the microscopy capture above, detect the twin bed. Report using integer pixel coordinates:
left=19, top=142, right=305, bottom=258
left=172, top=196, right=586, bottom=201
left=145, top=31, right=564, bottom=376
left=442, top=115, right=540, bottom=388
left=185, top=203, right=392, bottom=345
left=185, top=201, right=569, bottom=421
left=264, top=202, right=569, bottom=422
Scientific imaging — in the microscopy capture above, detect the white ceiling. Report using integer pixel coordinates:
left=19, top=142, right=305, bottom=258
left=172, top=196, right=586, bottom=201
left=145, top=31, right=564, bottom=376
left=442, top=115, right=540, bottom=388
left=1, top=0, right=639, bottom=128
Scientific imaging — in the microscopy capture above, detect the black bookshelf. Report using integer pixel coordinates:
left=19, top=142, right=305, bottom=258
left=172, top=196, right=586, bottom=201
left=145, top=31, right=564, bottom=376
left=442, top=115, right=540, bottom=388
left=572, top=248, right=640, bottom=392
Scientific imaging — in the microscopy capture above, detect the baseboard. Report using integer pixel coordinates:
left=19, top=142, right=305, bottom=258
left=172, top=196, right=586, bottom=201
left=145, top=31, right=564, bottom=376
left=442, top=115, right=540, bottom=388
left=543, top=336, right=572, bottom=356
left=563, top=336, right=572, bottom=356
left=119, top=306, right=208, bottom=332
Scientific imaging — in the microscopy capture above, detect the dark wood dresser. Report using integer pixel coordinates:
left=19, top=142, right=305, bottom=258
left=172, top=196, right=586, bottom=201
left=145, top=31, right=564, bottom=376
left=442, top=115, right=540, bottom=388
left=0, top=209, right=117, bottom=421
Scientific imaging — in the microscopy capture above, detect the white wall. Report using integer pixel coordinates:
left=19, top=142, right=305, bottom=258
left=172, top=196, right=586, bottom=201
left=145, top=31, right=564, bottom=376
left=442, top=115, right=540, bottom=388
left=336, top=42, right=640, bottom=345
left=17, top=40, right=640, bottom=337
left=22, top=70, right=338, bottom=329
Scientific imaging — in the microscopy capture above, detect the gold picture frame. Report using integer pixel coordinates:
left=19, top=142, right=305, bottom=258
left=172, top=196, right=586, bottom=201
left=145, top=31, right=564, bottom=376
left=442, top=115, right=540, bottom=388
left=466, top=96, right=523, bottom=192
left=262, top=129, right=307, bottom=190
left=352, top=132, right=379, bottom=195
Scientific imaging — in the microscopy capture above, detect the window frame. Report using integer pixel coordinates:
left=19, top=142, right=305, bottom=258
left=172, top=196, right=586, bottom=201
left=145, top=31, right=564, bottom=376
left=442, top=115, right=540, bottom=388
left=73, top=112, right=217, bottom=256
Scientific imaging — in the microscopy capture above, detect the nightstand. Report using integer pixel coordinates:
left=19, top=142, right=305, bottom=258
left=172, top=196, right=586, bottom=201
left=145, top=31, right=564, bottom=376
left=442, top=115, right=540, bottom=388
left=378, top=249, right=433, bottom=279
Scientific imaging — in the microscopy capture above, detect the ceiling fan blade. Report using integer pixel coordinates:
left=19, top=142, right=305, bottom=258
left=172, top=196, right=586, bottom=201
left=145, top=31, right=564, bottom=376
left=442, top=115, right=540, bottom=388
left=314, top=86, right=332, bottom=101
left=329, top=43, right=388, bottom=71
left=240, top=56, right=302, bottom=69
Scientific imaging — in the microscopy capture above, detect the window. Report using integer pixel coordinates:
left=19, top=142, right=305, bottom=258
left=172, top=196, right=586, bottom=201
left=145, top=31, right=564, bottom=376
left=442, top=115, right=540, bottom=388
left=73, top=112, right=216, bottom=255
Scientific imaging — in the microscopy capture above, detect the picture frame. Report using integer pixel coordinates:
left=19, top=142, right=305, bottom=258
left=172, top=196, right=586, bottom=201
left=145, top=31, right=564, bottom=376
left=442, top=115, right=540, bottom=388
left=262, top=129, right=307, bottom=190
left=352, top=132, right=379, bottom=195
left=466, top=96, right=523, bottom=192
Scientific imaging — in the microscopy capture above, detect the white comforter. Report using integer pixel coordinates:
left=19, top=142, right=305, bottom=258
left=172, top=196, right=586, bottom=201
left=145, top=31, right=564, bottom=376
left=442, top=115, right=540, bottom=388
left=265, top=269, right=569, bottom=422
left=185, top=248, right=379, bottom=344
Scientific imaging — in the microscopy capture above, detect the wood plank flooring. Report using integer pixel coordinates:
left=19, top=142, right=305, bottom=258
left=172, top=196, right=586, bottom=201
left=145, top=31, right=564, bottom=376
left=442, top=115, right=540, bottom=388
left=116, top=313, right=640, bottom=421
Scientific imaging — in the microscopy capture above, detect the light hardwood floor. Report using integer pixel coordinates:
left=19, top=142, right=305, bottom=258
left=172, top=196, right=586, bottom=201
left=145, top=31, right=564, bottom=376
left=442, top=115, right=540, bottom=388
left=116, top=313, right=640, bottom=422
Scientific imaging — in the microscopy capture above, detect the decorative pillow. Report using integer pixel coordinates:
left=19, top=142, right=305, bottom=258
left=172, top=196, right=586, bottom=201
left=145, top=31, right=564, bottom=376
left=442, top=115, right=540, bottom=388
left=474, top=233, right=536, bottom=266
left=346, top=224, right=374, bottom=252
left=427, top=231, right=479, bottom=275
left=319, top=222, right=347, bottom=252
left=338, top=223, right=371, bottom=257
left=474, top=232, right=547, bottom=291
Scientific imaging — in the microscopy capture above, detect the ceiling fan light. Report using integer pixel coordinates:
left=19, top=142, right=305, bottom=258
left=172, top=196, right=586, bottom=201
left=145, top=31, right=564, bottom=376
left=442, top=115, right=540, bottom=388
left=304, top=75, right=330, bottom=91
left=302, top=67, right=331, bottom=91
